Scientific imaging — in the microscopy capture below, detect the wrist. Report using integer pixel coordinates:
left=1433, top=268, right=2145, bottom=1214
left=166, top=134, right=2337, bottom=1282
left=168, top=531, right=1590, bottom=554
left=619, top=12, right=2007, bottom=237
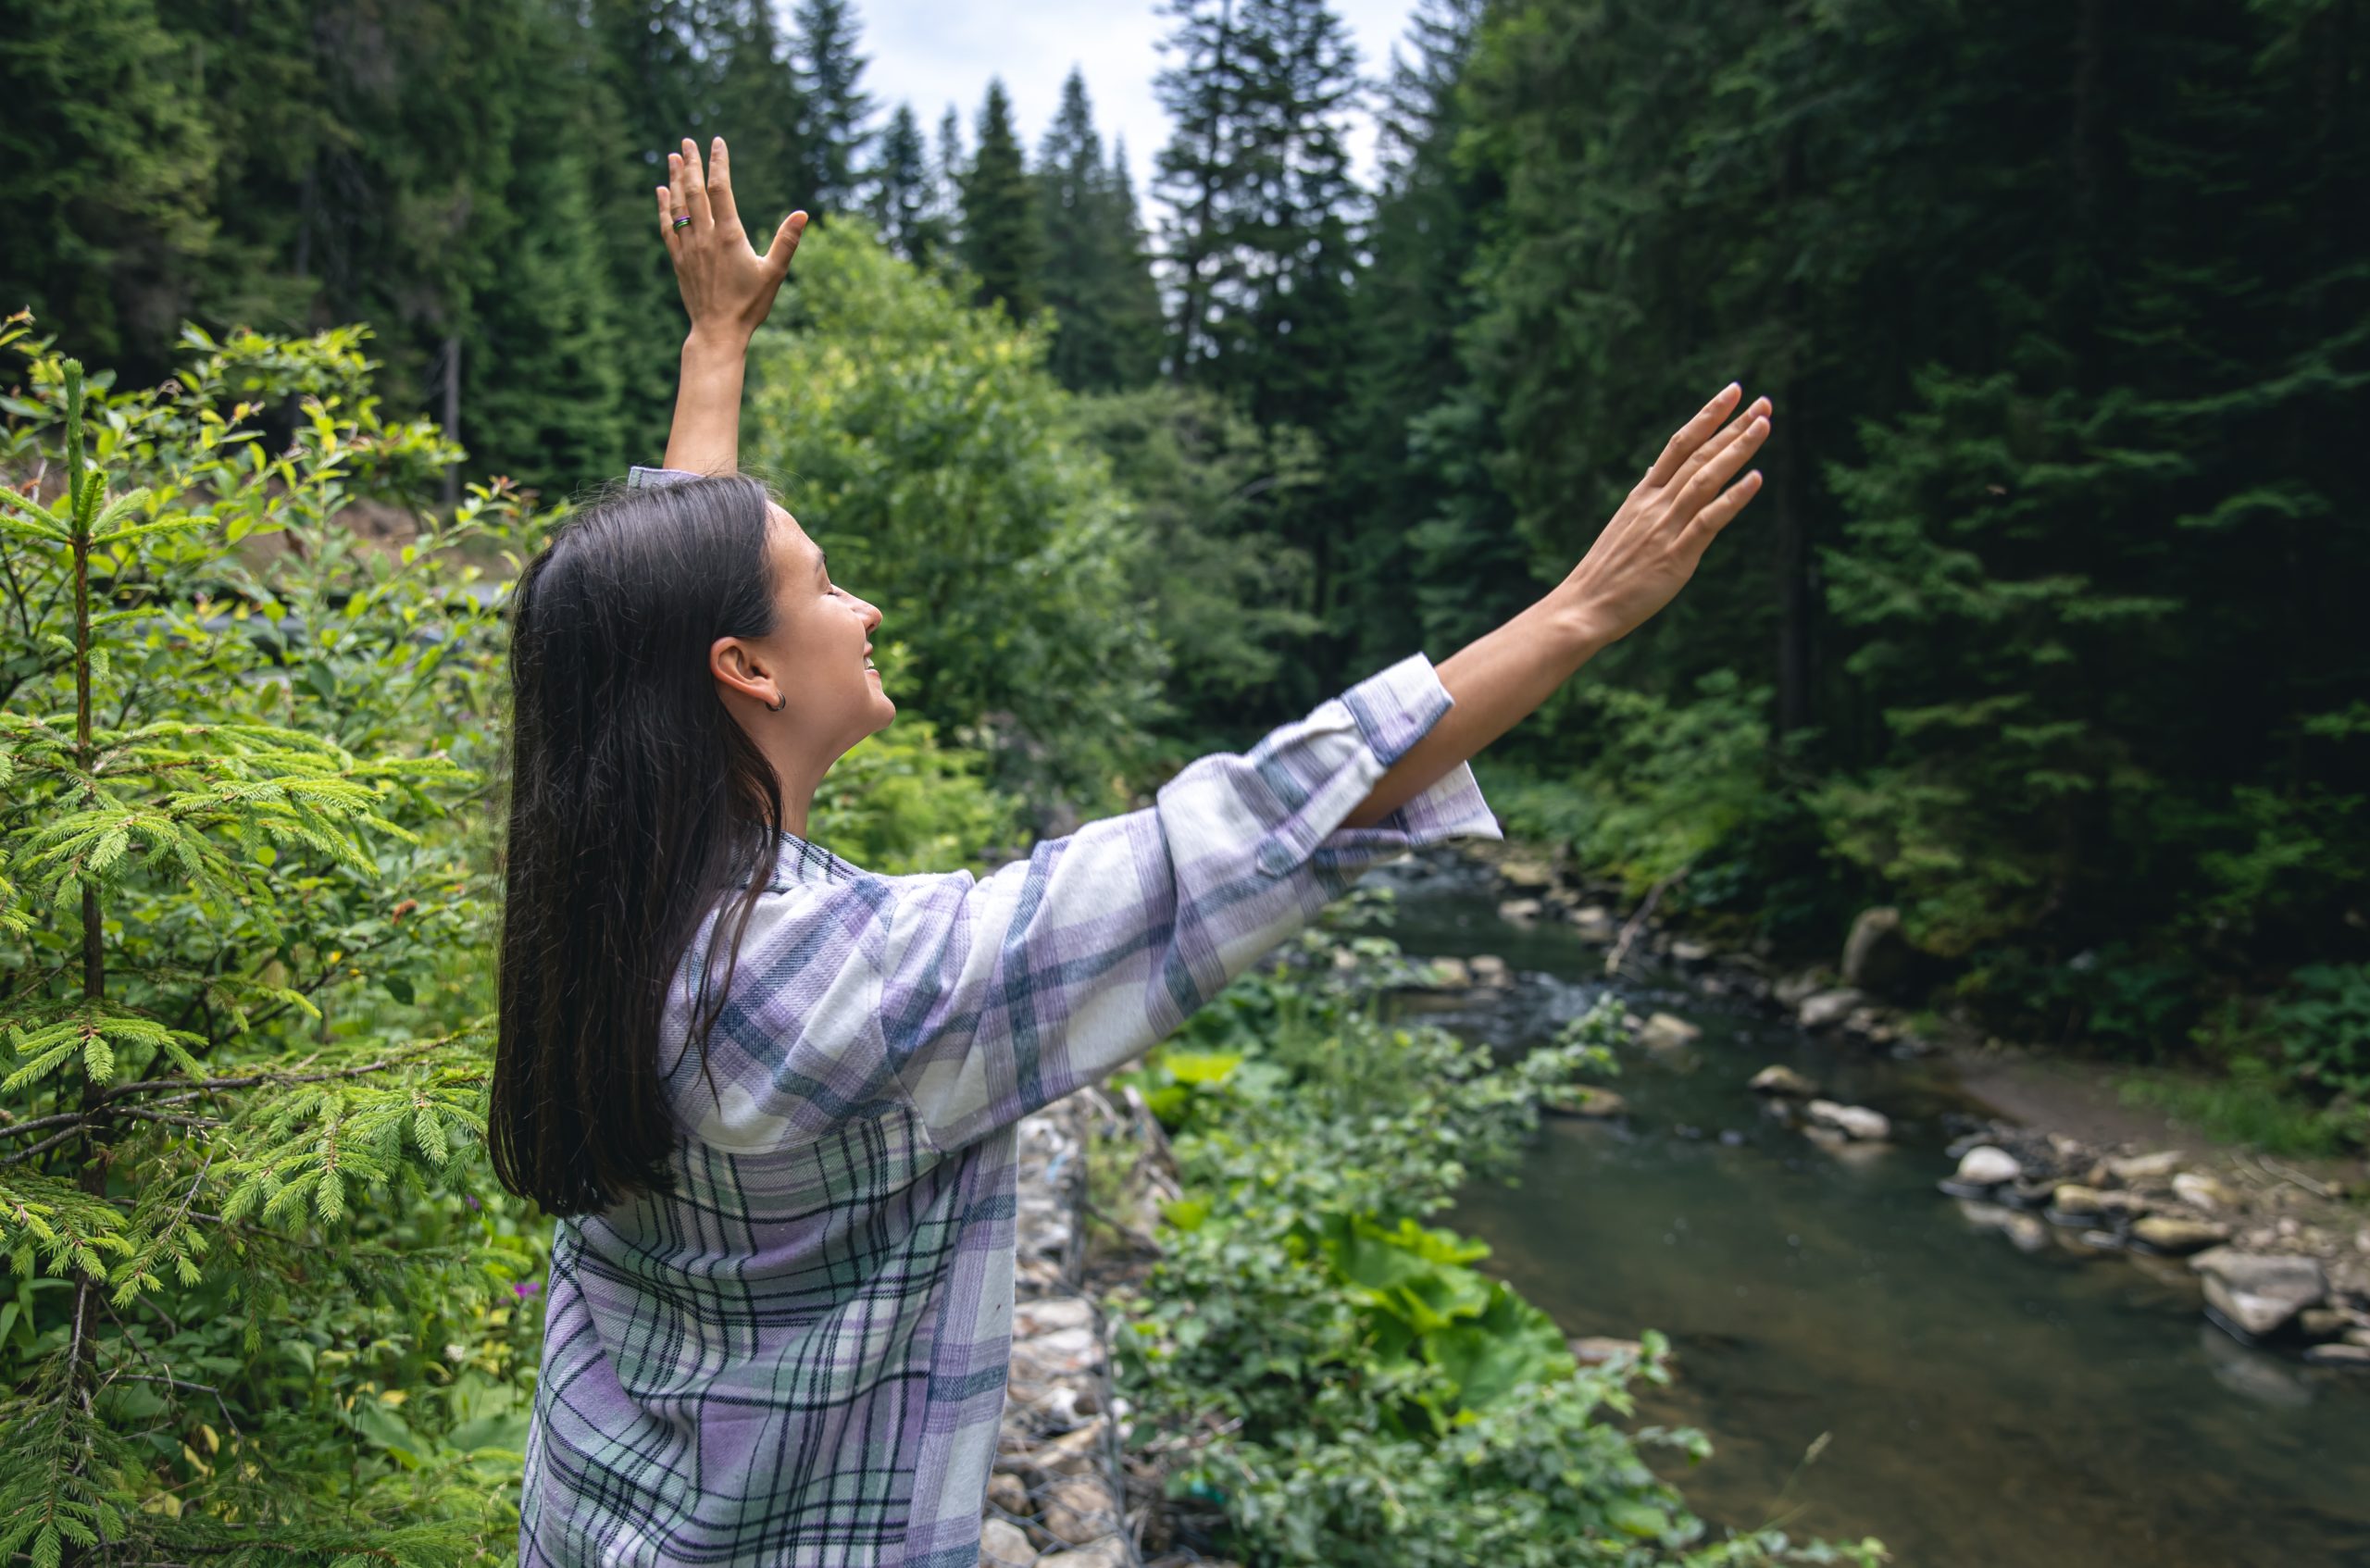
left=682, top=324, right=751, bottom=362
left=1540, top=590, right=1618, bottom=666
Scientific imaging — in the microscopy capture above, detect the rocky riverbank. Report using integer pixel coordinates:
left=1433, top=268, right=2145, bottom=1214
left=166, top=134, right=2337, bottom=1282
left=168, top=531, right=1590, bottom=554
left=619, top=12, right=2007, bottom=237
left=1442, top=841, right=2370, bottom=1372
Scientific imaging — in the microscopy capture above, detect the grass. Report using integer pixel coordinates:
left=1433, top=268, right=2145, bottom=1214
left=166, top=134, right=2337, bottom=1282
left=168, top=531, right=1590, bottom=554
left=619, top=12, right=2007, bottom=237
left=2116, top=1055, right=2362, bottom=1161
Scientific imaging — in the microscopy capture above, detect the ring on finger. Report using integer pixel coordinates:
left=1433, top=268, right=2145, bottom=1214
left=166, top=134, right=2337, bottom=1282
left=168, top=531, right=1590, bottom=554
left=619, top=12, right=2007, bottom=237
left=672, top=216, right=692, bottom=230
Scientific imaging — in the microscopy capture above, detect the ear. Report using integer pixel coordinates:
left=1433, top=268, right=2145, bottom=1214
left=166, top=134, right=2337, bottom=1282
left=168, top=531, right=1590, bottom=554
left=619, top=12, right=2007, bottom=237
left=709, top=635, right=780, bottom=710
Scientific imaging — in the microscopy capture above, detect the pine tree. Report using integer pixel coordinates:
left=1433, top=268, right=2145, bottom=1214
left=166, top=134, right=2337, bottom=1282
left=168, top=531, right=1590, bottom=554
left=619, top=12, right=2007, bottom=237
left=1036, top=71, right=1162, bottom=391
left=792, top=0, right=875, bottom=216
left=933, top=104, right=969, bottom=257
left=869, top=102, right=942, bottom=265
left=713, top=0, right=812, bottom=240
left=961, top=81, right=1044, bottom=322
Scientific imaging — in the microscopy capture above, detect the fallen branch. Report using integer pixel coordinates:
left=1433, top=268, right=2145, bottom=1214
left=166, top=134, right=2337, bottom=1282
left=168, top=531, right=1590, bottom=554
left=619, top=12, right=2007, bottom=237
left=1604, top=864, right=1690, bottom=978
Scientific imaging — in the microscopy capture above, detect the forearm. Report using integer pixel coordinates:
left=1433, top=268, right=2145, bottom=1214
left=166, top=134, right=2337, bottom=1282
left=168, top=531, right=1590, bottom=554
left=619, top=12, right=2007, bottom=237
left=1342, top=589, right=1610, bottom=828
left=661, top=329, right=751, bottom=474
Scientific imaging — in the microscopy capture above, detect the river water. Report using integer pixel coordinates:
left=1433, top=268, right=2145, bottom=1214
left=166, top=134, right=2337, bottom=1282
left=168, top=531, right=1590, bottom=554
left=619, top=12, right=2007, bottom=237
left=1374, top=855, right=2370, bottom=1568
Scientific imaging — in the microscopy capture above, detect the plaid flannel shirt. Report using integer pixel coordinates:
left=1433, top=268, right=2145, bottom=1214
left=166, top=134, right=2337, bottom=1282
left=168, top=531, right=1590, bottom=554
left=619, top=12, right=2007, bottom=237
left=518, top=467, right=1501, bottom=1567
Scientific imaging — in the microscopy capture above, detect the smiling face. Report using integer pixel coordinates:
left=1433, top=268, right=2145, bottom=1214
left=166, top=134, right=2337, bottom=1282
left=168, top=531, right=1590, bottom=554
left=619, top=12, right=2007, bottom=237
left=706, top=504, right=894, bottom=771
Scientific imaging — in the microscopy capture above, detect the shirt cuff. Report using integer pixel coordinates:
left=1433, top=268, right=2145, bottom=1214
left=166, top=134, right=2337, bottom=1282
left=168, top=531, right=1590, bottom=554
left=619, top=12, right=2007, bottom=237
left=1331, top=653, right=1501, bottom=848
left=628, top=464, right=703, bottom=488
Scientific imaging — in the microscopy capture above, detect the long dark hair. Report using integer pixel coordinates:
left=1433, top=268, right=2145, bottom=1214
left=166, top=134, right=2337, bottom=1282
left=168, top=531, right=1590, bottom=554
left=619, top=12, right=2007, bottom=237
left=491, top=474, right=784, bottom=1215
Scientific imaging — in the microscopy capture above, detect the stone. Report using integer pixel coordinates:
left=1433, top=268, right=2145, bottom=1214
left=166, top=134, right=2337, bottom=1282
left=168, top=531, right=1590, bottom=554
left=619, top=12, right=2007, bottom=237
left=2131, top=1215, right=2231, bottom=1255
left=1841, top=1005, right=1899, bottom=1044
left=1567, top=1335, right=1645, bottom=1365
left=2173, top=1172, right=2234, bottom=1212
left=1636, top=1012, right=1703, bottom=1052
left=1797, top=989, right=1866, bottom=1031
left=1541, top=1087, right=1627, bottom=1118
left=2302, top=1343, right=2370, bottom=1370
left=2003, top=1213, right=2052, bottom=1252
left=981, top=1518, right=1041, bottom=1566
left=1467, top=953, right=1510, bottom=986
left=987, top=1472, right=1030, bottom=1516
left=1029, top=1420, right=1109, bottom=1478
left=1568, top=905, right=1616, bottom=941
left=2049, top=1184, right=2107, bottom=1219
left=1750, top=1064, right=1820, bottom=1098
left=1773, top=970, right=1827, bottom=1009
left=1035, top=1475, right=1119, bottom=1546
left=1037, top=1541, right=1130, bottom=1568
left=1669, top=939, right=1713, bottom=964
left=1805, top=1099, right=1890, bottom=1141
left=2106, top=1150, right=2186, bottom=1183
left=1953, top=1146, right=2023, bottom=1187
left=1423, top=955, right=1473, bottom=990
left=1497, top=897, right=1543, bottom=925
left=2192, top=1249, right=2327, bottom=1338
left=2299, top=1308, right=2351, bottom=1343
left=2348, top=1327, right=2370, bottom=1349
left=1497, top=857, right=1557, bottom=890
left=1014, top=1298, right=1094, bottom=1338
left=1953, top=1199, right=2016, bottom=1231
left=1840, top=905, right=1915, bottom=994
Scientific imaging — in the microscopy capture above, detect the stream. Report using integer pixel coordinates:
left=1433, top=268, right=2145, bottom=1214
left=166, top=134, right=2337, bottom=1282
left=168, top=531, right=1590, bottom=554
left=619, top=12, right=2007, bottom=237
left=1373, top=853, right=2370, bottom=1568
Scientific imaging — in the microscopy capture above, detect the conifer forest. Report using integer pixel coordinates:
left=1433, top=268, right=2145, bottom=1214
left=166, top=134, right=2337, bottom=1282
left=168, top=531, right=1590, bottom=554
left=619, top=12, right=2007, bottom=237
left=1, top=0, right=2365, bottom=1562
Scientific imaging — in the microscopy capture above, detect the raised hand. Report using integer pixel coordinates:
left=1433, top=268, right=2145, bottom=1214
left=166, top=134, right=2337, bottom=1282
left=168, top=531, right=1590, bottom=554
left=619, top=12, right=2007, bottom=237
left=1558, top=383, right=1772, bottom=649
left=658, top=136, right=808, bottom=346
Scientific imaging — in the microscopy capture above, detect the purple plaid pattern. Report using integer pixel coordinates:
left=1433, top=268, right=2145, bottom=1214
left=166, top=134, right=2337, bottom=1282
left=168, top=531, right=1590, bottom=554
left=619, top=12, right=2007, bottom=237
left=519, top=468, right=1500, bottom=1566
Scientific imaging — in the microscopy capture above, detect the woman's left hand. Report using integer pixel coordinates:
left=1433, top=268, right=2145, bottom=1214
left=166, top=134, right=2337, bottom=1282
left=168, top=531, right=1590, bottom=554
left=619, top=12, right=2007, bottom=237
left=659, top=136, right=807, bottom=345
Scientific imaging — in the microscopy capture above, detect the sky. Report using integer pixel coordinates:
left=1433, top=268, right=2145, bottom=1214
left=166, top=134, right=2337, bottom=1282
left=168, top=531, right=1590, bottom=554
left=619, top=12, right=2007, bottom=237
left=854, top=0, right=1421, bottom=199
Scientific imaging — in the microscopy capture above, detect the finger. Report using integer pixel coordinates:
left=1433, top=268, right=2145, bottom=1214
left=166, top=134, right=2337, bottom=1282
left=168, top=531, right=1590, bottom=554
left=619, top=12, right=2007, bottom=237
left=766, top=210, right=809, bottom=279
left=667, top=152, right=690, bottom=238
left=680, top=137, right=713, bottom=231
left=707, top=136, right=741, bottom=232
left=1642, top=383, right=1744, bottom=490
left=1678, top=468, right=1765, bottom=553
left=1672, top=416, right=1771, bottom=522
left=1666, top=395, right=1772, bottom=494
left=656, top=186, right=682, bottom=258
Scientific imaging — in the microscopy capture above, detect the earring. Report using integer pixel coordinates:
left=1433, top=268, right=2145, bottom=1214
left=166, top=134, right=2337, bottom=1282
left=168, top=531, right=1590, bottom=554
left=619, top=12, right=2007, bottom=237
left=768, top=692, right=787, bottom=713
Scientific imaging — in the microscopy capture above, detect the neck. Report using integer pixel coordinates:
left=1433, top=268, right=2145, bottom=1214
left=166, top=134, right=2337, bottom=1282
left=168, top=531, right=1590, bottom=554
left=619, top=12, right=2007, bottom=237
left=757, top=730, right=827, bottom=840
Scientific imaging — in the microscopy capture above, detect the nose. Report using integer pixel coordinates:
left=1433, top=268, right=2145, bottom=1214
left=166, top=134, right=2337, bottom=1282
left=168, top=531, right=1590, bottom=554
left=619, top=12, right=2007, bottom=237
left=851, top=593, right=882, bottom=633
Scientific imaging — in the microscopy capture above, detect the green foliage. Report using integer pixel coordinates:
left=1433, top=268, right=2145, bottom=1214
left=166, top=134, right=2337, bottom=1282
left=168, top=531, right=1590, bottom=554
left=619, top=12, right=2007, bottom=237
left=959, top=81, right=1045, bottom=324
left=743, top=226, right=1164, bottom=802
left=1035, top=70, right=1165, bottom=394
left=807, top=712, right=1021, bottom=875
left=1113, top=926, right=1880, bottom=1566
left=2118, top=1057, right=2363, bottom=1163
left=0, top=317, right=537, bottom=1562
left=1071, top=384, right=1323, bottom=728
left=2272, top=964, right=2370, bottom=1106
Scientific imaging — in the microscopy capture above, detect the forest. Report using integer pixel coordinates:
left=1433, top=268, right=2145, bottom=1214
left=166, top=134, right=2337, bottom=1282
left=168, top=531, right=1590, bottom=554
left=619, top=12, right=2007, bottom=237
left=1, top=0, right=2365, bottom=1561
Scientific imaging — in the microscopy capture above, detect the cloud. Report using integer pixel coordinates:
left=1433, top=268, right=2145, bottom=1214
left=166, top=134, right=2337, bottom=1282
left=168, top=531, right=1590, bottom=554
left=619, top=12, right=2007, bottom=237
left=850, top=0, right=1416, bottom=203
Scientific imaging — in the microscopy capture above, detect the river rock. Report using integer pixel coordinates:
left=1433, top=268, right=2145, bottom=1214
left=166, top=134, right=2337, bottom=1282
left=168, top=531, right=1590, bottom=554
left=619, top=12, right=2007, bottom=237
left=1035, top=1475, right=1119, bottom=1545
left=1797, top=989, right=1866, bottom=1031
left=1840, top=905, right=1916, bottom=995
left=1497, top=856, right=1557, bottom=891
left=1636, top=1012, right=1703, bottom=1052
left=2348, top=1326, right=2370, bottom=1349
left=2298, top=1308, right=2351, bottom=1342
left=1423, top=955, right=1473, bottom=990
left=1668, top=938, right=1713, bottom=964
left=2131, top=1215, right=2232, bottom=1255
left=2193, top=1249, right=2326, bottom=1338
left=1750, top=1064, right=1820, bottom=1098
left=1806, top=1099, right=1890, bottom=1141
left=1953, top=1146, right=2023, bottom=1187
left=2173, top=1172, right=2235, bottom=1212
left=1773, top=970, right=1826, bottom=1008
left=2003, top=1213, right=2052, bottom=1252
left=2049, top=1184, right=2107, bottom=1219
left=988, top=1471, right=1030, bottom=1516
left=1037, top=1542, right=1129, bottom=1568
left=981, top=1519, right=1040, bottom=1566
left=1568, top=1335, right=1645, bottom=1365
left=1568, top=904, right=1616, bottom=941
left=1542, top=1087, right=1627, bottom=1119
left=1466, top=953, right=1510, bottom=987
left=2303, top=1343, right=2370, bottom=1370
left=2107, top=1150, right=2186, bottom=1183
left=1497, top=897, right=1543, bottom=925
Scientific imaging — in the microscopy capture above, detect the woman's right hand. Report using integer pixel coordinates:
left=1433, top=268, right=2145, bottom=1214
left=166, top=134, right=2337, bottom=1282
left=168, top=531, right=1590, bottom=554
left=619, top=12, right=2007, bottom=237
left=658, top=136, right=807, bottom=347
left=1554, top=383, right=1773, bottom=649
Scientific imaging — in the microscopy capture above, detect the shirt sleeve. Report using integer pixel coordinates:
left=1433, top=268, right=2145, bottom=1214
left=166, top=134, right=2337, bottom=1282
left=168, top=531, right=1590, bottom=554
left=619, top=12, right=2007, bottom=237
left=628, top=465, right=704, bottom=487
left=877, top=652, right=1500, bottom=1151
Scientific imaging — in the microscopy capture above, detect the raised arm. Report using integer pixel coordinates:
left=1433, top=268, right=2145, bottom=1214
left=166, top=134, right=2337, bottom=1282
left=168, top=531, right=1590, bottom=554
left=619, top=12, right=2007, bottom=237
left=1345, top=383, right=1774, bottom=827
left=655, top=136, right=808, bottom=474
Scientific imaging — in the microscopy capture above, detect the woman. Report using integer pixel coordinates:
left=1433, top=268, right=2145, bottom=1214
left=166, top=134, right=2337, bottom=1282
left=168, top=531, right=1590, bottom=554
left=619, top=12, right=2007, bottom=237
left=493, top=136, right=1772, bottom=1568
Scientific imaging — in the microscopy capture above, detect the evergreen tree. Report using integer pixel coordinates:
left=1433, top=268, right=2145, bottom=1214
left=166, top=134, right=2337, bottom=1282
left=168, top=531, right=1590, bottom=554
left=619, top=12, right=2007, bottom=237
left=960, top=80, right=1044, bottom=322
left=933, top=104, right=969, bottom=256
left=1153, top=0, right=1363, bottom=421
left=792, top=0, right=875, bottom=215
left=712, top=0, right=811, bottom=243
left=869, top=102, right=942, bottom=265
left=1036, top=70, right=1162, bottom=391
